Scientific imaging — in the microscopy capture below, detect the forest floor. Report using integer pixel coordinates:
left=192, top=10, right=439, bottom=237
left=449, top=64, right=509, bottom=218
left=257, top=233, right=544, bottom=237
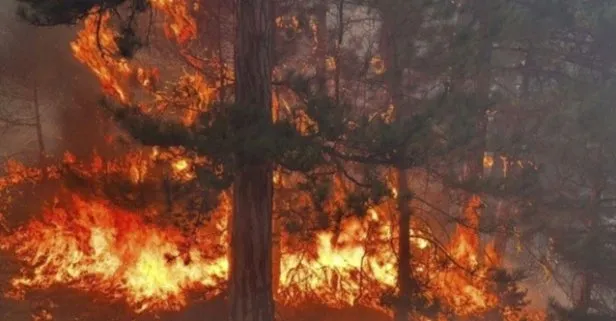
left=1, top=252, right=390, bottom=321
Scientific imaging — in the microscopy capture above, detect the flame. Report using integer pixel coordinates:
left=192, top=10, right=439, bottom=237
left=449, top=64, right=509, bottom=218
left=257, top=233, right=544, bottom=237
left=371, top=55, right=386, bottom=75
left=150, top=0, right=197, bottom=44
left=432, top=195, right=498, bottom=316
left=0, top=154, right=544, bottom=321
left=70, top=1, right=202, bottom=116
left=1, top=187, right=517, bottom=319
left=1, top=195, right=228, bottom=312
left=483, top=152, right=494, bottom=170
left=173, top=159, right=189, bottom=171
left=70, top=12, right=143, bottom=104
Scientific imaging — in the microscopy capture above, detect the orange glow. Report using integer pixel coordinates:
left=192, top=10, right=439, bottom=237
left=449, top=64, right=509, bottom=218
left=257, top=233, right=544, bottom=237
left=70, top=12, right=128, bottom=103
left=1, top=195, right=228, bottom=312
left=173, top=159, right=189, bottom=171
left=150, top=0, right=197, bottom=44
left=432, top=195, right=498, bottom=316
left=0, top=183, right=538, bottom=321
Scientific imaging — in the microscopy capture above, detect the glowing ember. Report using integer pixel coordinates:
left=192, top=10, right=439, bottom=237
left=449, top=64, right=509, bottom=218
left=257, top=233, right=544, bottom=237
left=173, top=159, right=189, bottom=171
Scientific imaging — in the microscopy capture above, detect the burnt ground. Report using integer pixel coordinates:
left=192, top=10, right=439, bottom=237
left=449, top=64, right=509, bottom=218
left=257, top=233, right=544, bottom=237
left=1, top=252, right=391, bottom=321
left=1, top=292, right=391, bottom=321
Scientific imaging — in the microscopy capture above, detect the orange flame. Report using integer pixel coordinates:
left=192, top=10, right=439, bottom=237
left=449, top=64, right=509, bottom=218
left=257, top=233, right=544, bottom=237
left=1, top=189, right=514, bottom=318
left=150, top=0, right=197, bottom=44
left=71, top=12, right=133, bottom=103
left=1, top=195, right=227, bottom=312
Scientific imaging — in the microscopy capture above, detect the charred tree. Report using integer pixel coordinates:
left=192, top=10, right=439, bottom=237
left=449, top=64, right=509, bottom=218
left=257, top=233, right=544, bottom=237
left=229, top=1, right=275, bottom=321
left=314, top=0, right=328, bottom=93
left=379, top=4, right=414, bottom=320
left=395, top=169, right=412, bottom=321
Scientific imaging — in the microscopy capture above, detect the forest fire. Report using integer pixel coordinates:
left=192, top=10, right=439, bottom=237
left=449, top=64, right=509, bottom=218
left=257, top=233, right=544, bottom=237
left=0, top=175, right=516, bottom=319
left=0, top=0, right=558, bottom=320
left=1, top=195, right=228, bottom=312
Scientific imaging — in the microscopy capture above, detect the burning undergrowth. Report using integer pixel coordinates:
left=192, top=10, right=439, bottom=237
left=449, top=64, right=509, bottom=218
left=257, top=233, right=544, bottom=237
left=2, top=194, right=227, bottom=312
left=0, top=152, right=543, bottom=321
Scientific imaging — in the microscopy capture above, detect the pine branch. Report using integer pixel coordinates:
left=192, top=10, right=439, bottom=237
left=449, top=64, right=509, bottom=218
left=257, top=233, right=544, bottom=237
left=101, top=99, right=197, bottom=148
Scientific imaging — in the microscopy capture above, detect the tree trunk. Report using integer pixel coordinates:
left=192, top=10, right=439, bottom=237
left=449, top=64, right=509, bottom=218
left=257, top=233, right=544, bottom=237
left=315, top=0, right=328, bottom=93
left=396, top=169, right=411, bottom=321
left=469, top=0, right=492, bottom=181
left=333, top=0, right=344, bottom=104
left=229, top=0, right=275, bottom=321
left=32, top=82, right=46, bottom=165
left=271, top=199, right=281, bottom=295
left=574, top=182, right=600, bottom=313
left=466, top=0, right=492, bottom=268
left=380, top=5, right=412, bottom=320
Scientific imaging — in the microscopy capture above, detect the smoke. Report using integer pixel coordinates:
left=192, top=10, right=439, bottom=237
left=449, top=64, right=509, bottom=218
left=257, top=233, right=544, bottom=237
left=0, top=1, right=104, bottom=163
left=502, top=237, right=572, bottom=311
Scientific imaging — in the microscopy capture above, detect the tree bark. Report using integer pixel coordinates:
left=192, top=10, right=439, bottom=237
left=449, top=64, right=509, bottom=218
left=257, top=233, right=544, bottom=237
left=314, top=0, right=328, bottom=93
left=380, top=5, right=412, bottom=320
left=229, top=0, right=275, bottom=321
left=395, top=169, right=412, bottom=321
left=469, top=0, right=492, bottom=181
left=32, top=82, right=46, bottom=165
left=574, top=180, right=601, bottom=313
left=333, top=0, right=344, bottom=104
left=271, top=198, right=281, bottom=295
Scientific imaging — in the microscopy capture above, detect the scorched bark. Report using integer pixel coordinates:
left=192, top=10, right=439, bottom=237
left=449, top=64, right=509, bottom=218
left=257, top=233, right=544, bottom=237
left=229, top=0, right=275, bottom=321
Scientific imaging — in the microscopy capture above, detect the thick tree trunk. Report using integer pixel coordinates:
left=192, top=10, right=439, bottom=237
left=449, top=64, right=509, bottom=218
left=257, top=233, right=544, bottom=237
left=229, top=0, right=275, bottom=321
left=230, top=167, right=274, bottom=321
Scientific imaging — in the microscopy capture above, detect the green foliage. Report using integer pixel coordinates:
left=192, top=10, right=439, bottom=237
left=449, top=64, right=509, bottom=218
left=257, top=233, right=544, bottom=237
left=16, top=0, right=132, bottom=25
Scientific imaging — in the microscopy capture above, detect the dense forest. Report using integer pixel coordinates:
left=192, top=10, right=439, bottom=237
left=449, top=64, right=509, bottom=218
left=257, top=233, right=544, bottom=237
left=0, top=0, right=615, bottom=321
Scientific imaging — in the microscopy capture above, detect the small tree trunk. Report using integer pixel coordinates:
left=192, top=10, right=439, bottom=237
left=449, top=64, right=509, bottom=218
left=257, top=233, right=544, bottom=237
left=271, top=203, right=281, bottom=295
left=465, top=0, right=492, bottom=268
left=32, top=82, right=46, bottom=165
left=395, top=169, right=412, bottom=321
left=315, top=0, right=328, bottom=93
left=380, top=5, right=412, bottom=319
left=469, top=0, right=491, bottom=181
left=229, top=0, right=275, bottom=321
left=574, top=184, right=600, bottom=313
left=334, top=0, right=344, bottom=104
